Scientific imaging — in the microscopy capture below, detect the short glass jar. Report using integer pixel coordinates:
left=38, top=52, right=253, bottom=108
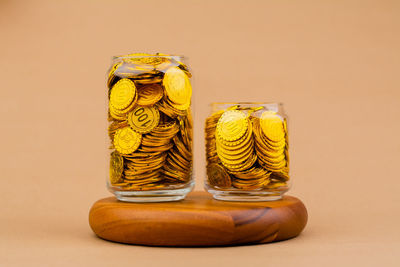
left=107, top=53, right=194, bottom=202
left=204, top=102, right=290, bottom=201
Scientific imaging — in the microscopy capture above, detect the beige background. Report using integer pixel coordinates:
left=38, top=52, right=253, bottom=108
left=1, top=0, right=400, bottom=266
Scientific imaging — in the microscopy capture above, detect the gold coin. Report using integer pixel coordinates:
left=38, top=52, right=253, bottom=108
left=124, top=169, right=161, bottom=181
left=156, top=59, right=176, bottom=73
left=271, top=170, right=290, bottom=181
left=265, top=182, right=287, bottom=189
left=111, top=182, right=130, bottom=187
left=284, top=147, right=290, bottom=165
left=109, top=90, right=138, bottom=121
left=128, top=106, right=160, bottom=134
left=260, top=111, right=285, bottom=142
left=253, top=120, right=288, bottom=172
left=162, top=66, right=192, bottom=105
left=283, top=118, right=288, bottom=134
left=110, top=78, right=137, bottom=110
left=218, top=151, right=252, bottom=166
left=217, top=142, right=253, bottom=163
left=261, top=163, right=287, bottom=171
left=254, top=119, right=286, bottom=150
left=113, top=127, right=142, bottom=154
left=126, top=152, right=165, bottom=164
left=155, top=54, right=188, bottom=71
left=121, top=52, right=152, bottom=57
left=164, top=98, right=190, bottom=113
left=123, top=151, right=163, bottom=159
left=141, top=135, right=171, bottom=147
left=161, top=163, right=191, bottom=182
left=139, top=141, right=174, bottom=153
left=109, top=151, right=124, bottom=184
left=221, top=153, right=257, bottom=172
left=166, top=156, right=190, bottom=174
left=109, top=104, right=127, bottom=120
left=259, top=150, right=286, bottom=163
left=167, top=150, right=191, bottom=171
left=143, top=127, right=178, bottom=144
left=125, top=54, right=168, bottom=66
left=205, top=111, right=223, bottom=164
left=136, top=84, right=164, bottom=106
left=207, top=163, right=231, bottom=188
left=119, top=53, right=167, bottom=66
left=187, top=108, right=193, bottom=127
left=217, top=120, right=253, bottom=149
left=173, top=135, right=191, bottom=158
left=284, top=118, right=290, bottom=148
left=115, top=62, right=156, bottom=78
left=167, top=98, right=191, bottom=111
left=124, top=184, right=165, bottom=191
left=216, top=110, right=248, bottom=141
left=135, top=77, right=163, bottom=85
left=108, top=120, right=129, bottom=132
left=157, top=100, right=188, bottom=117
left=230, top=167, right=271, bottom=179
left=107, top=62, right=122, bottom=90
left=216, top=132, right=253, bottom=155
left=108, top=120, right=129, bottom=140
left=256, top=146, right=285, bottom=161
left=232, top=178, right=270, bottom=190
left=125, top=156, right=165, bottom=170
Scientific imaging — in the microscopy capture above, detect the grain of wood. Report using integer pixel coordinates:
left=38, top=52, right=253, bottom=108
left=89, top=191, right=307, bottom=246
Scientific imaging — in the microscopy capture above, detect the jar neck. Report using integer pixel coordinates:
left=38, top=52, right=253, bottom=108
left=211, top=102, right=282, bottom=111
left=112, top=53, right=184, bottom=63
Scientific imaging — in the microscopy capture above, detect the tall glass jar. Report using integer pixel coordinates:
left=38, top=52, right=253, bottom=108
left=107, top=53, right=193, bottom=202
left=205, top=102, right=290, bottom=201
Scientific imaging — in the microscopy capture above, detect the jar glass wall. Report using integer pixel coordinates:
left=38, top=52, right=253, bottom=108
left=107, top=53, right=193, bottom=202
left=205, top=102, right=290, bottom=201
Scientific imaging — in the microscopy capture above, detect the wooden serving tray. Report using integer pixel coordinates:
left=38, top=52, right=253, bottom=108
left=89, top=191, right=307, bottom=246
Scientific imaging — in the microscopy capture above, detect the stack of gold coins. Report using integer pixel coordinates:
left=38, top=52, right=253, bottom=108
left=216, top=110, right=256, bottom=172
left=205, top=105, right=289, bottom=191
left=253, top=111, right=289, bottom=185
left=108, top=53, right=193, bottom=191
left=204, top=110, right=223, bottom=165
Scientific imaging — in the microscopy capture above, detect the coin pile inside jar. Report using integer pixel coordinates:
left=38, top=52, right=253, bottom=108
left=108, top=53, right=193, bottom=191
left=205, top=106, right=289, bottom=190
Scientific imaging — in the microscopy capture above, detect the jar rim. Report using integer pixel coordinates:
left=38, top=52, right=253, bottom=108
left=112, top=53, right=185, bottom=60
left=209, top=102, right=283, bottom=106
